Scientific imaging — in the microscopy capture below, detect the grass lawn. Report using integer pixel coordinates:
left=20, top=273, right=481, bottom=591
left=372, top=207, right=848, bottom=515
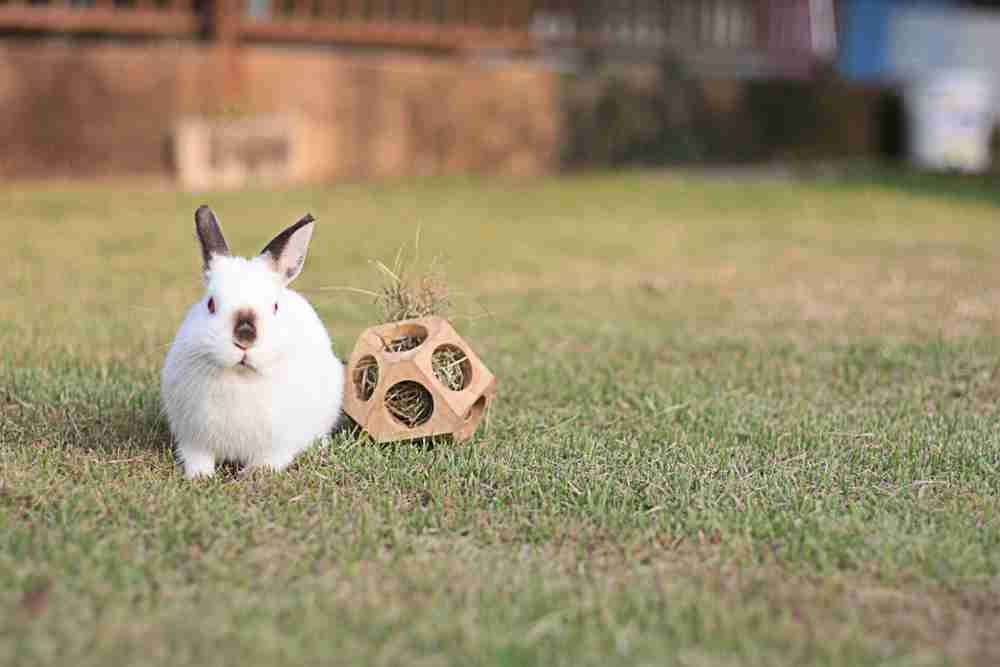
left=2, top=169, right=1000, bottom=666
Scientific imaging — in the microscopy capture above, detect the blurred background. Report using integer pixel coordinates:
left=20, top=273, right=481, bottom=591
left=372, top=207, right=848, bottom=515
left=2, top=0, right=1000, bottom=186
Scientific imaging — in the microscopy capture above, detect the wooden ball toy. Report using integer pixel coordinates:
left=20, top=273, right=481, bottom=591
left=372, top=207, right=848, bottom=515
left=342, top=315, right=496, bottom=443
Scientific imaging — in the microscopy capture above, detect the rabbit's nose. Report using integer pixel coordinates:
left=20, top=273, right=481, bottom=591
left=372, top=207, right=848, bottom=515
left=233, top=310, right=257, bottom=347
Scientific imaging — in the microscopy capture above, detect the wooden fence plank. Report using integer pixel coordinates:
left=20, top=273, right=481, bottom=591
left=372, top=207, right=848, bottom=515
left=0, top=6, right=199, bottom=35
left=0, top=1, right=818, bottom=66
left=239, top=17, right=535, bottom=50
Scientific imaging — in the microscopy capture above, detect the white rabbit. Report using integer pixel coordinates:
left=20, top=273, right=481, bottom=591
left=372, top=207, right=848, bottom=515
left=161, top=206, right=344, bottom=478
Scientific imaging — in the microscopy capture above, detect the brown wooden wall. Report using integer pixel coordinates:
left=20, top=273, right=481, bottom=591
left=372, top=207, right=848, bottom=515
left=0, top=41, right=559, bottom=181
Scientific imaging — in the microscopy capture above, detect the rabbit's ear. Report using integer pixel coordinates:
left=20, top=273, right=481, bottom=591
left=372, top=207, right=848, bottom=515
left=260, top=214, right=315, bottom=285
left=195, top=205, right=230, bottom=274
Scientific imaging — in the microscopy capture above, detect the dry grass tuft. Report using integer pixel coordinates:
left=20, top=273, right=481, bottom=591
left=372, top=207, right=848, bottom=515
left=372, top=239, right=450, bottom=324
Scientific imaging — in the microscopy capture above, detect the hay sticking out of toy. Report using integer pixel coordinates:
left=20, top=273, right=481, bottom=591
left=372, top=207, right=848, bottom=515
left=385, top=381, right=434, bottom=427
left=372, top=242, right=450, bottom=324
left=432, top=344, right=471, bottom=391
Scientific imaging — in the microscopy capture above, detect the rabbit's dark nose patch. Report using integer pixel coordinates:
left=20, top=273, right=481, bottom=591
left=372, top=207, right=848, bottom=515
left=233, top=309, right=257, bottom=346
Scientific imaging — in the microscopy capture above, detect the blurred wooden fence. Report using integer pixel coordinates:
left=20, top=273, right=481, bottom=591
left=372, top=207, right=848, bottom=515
left=0, top=0, right=834, bottom=66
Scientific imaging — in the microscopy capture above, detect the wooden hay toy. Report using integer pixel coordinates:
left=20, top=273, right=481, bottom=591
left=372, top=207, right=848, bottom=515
left=343, top=315, right=496, bottom=443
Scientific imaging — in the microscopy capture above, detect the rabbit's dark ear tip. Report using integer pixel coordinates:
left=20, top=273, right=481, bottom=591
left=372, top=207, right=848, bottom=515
left=195, top=205, right=213, bottom=218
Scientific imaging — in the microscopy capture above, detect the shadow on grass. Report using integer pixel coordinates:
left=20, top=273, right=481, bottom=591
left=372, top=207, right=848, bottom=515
left=2, top=360, right=449, bottom=472
left=1, top=359, right=172, bottom=458
left=335, top=413, right=446, bottom=453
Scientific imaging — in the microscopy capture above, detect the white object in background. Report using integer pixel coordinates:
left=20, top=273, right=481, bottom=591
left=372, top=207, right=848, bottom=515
left=172, top=115, right=294, bottom=190
left=809, top=0, right=837, bottom=57
left=906, top=70, right=995, bottom=173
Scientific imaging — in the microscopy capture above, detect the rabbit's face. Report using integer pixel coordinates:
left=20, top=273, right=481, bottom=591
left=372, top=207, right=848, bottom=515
left=187, top=205, right=316, bottom=373
left=201, top=256, right=285, bottom=372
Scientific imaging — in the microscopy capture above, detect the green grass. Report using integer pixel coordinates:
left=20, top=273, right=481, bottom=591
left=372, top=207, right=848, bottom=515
left=3, top=170, right=1000, bottom=665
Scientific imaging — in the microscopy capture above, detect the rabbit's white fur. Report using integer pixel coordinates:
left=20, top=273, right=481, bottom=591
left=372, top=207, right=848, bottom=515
left=161, top=213, right=343, bottom=478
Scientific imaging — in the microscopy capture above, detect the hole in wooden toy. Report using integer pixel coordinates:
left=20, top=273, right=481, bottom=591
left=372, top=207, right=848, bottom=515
left=456, top=395, right=488, bottom=441
left=464, top=396, right=486, bottom=422
left=385, top=380, right=433, bottom=427
left=381, top=323, right=429, bottom=353
left=432, top=344, right=471, bottom=391
left=353, top=355, right=379, bottom=401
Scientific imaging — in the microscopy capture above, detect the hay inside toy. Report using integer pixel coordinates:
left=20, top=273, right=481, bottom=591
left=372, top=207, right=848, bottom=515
left=379, top=322, right=429, bottom=354
left=385, top=380, right=434, bottom=427
left=432, top=344, right=471, bottom=391
left=386, top=334, right=426, bottom=353
left=353, top=355, right=379, bottom=401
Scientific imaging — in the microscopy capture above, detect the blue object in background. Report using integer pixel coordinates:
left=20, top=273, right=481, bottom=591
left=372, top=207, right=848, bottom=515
left=837, top=0, right=957, bottom=82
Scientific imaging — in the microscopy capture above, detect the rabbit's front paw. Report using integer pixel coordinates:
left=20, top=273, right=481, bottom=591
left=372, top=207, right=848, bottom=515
left=247, top=450, right=297, bottom=474
left=179, top=447, right=216, bottom=479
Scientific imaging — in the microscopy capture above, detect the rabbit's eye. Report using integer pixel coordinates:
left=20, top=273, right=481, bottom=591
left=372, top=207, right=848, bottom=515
left=274, top=302, right=278, bottom=315
left=208, top=297, right=216, bottom=314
